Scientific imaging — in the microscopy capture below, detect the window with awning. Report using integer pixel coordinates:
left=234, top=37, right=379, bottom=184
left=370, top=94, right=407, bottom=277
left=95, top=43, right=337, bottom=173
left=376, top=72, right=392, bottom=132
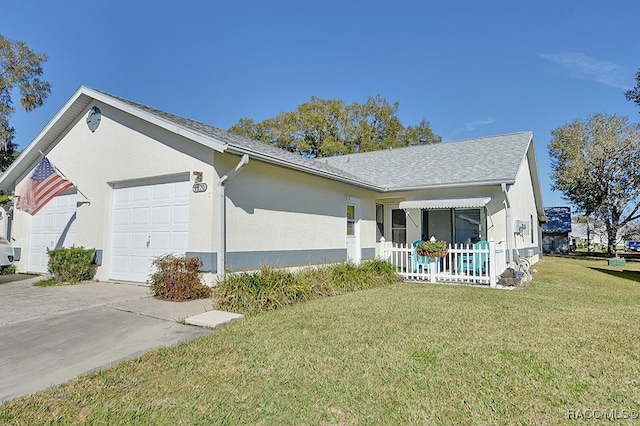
left=420, top=208, right=487, bottom=244
left=398, top=198, right=491, bottom=245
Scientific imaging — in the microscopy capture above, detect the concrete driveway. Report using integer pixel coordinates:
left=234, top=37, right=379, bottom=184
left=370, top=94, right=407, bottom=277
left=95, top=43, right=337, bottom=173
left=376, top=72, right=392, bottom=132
left=0, top=274, right=214, bottom=402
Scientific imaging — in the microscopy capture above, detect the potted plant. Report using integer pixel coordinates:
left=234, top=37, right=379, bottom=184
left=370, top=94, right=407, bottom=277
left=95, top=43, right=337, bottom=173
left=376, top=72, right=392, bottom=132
left=416, top=239, right=448, bottom=257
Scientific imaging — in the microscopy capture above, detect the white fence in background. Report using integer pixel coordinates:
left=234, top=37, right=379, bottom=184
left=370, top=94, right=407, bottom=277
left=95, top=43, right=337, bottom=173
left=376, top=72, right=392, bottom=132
left=379, top=238, right=508, bottom=287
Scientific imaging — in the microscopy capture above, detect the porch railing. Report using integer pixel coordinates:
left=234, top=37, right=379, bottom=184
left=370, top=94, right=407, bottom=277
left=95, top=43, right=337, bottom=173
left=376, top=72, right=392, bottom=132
left=379, top=238, right=508, bottom=287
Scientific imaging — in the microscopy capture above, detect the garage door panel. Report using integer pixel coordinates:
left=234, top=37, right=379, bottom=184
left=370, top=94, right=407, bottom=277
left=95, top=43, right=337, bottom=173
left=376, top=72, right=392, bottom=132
left=42, top=215, right=55, bottom=228
left=113, top=187, right=131, bottom=202
left=110, top=255, right=129, bottom=273
left=173, top=180, right=189, bottom=196
left=150, top=231, right=170, bottom=249
left=110, top=178, right=189, bottom=283
left=131, top=207, right=150, bottom=225
left=111, top=233, right=130, bottom=249
left=32, top=253, right=47, bottom=271
left=129, top=256, right=150, bottom=275
left=113, top=210, right=130, bottom=226
left=151, top=206, right=171, bottom=225
left=130, top=232, right=150, bottom=249
left=133, top=186, right=151, bottom=202
left=173, top=205, right=189, bottom=225
left=152, top=183, right=173, bottom=200
left=55, top=213, right=72, bottom=227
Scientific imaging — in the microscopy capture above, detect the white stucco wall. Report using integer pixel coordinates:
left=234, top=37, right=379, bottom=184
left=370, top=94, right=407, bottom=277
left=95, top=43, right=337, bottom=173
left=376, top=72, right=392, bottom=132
left=220, top=155, right=377, bottom=269
left=506, top=150, right=542, bottom=263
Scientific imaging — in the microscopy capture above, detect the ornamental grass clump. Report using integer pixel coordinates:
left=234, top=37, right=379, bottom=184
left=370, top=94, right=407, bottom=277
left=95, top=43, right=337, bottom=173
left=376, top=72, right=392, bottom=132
left=150, top=254, right=211, bottom=301
left=213, top=259, right=400, bottom=315
left=214, top=266, right=311, bottom=313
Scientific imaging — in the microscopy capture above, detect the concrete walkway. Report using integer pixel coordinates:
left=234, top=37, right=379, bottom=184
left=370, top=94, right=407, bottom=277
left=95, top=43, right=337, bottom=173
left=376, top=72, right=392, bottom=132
left=0, top=274, right=242, bottom=401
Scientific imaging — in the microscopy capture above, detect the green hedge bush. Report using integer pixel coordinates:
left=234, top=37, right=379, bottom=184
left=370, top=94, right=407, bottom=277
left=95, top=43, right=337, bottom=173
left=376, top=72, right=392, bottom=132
left=47, top=246, right=96, bottom=283
left=213, top=259, right=399, bottom=315
left=150, top=254, right=211, bottom=301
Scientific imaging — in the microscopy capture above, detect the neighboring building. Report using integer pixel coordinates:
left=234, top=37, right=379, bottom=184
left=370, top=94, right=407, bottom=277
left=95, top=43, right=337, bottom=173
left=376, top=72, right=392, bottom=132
left=0, top=87, right=545, bottom=284
left=569, top=220, right=629, bottom=250
left=570, top=221, right=615, bottom=250
left=541, top=206, right=572, bottom=253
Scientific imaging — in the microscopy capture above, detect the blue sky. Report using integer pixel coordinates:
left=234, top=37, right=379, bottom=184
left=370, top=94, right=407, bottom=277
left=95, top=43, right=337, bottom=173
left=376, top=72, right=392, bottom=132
left=4, top=1, right=639, bottom=208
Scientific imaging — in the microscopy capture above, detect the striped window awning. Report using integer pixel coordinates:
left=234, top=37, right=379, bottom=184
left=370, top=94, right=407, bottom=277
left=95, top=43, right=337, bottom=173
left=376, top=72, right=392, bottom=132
left=399, top=197, right=491, bottom=210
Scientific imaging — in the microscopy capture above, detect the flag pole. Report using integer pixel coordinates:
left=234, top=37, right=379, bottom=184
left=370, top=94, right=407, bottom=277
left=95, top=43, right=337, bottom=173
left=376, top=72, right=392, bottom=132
left=38, top=151, right=90, bottom=202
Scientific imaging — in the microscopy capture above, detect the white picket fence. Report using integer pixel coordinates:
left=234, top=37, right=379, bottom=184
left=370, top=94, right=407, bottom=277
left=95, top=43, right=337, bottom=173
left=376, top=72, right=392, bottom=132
left=379, top=238, right=508, bottom=287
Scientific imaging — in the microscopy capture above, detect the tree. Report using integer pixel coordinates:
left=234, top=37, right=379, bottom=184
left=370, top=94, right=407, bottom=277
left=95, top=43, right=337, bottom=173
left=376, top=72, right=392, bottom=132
left=0, top=34, right=51, bottom=149
left=0, top=131, right=17, bottom=171
left=549, top=113, right=640, bottom=255
left=625, top=69, right=640, bottom=111
left=620, top=220, right=640, bottom=241
left=228, top=95, right=441, bottom=158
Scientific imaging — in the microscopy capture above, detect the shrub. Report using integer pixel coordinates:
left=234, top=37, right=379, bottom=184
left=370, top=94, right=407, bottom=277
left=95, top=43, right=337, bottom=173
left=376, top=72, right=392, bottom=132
left=213, top=260, right=400, bottom=315
left=47, top=246, right=96, bottom=283
left=150, top=254, right=211, bottom=301
left=1, top=264, right=16, bottom=275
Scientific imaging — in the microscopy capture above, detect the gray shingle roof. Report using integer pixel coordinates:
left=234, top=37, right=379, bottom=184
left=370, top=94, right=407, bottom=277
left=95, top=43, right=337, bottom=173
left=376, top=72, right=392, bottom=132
left=103, top=90, right=532, bottom=192
left=98, top=90, right=533, bottom=192
left=323, top=131, right=533, bottom=190
left=102, top=90, right=376, bottom=189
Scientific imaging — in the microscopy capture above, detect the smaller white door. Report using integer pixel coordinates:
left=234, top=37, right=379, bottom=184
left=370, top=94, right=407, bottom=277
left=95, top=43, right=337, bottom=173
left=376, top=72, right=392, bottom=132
left=346, top=198, right=361, bottom=263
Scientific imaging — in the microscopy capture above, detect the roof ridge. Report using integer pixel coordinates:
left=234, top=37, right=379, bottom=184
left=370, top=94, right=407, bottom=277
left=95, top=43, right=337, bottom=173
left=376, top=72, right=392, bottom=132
left=446, top=130, right=532, bottom=144
left=324, top=130, right=533, bottom=161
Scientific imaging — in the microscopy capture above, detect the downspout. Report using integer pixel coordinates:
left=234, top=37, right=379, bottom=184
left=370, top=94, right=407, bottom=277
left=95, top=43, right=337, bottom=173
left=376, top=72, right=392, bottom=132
left=217, top=154, right=249, bottom=281
left=502, top=183, right=512, bottom=264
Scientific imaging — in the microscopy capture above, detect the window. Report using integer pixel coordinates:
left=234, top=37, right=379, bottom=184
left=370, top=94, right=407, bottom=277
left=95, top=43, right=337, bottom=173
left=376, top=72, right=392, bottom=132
left=391, top=209, right=406, bottom=244
left=422, top=209, right=452, bottom=242
left=347, top=204, right=355, bottom=236
left=455, top=209, right=482, bottom=244
left=421, top=208, right=485, bottom=244
left=530, top=214, right=535, bottom=244
left=376, top=204, right=384, bottom=242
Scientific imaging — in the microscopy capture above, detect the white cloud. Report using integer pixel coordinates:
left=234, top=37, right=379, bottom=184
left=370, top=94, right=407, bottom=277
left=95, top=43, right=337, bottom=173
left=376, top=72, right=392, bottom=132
left=538, top=52, right=632, bottom=90
left=449, top=116, right=496, bottom=138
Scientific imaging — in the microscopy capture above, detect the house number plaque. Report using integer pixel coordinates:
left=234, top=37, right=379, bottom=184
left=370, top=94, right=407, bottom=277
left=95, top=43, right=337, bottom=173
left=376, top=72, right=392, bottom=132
left=192, top=183, right=208, bottom=193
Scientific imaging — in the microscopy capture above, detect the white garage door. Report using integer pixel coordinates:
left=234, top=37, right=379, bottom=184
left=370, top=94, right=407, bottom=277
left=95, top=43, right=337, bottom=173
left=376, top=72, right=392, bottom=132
left=27, top=191, right=77, bottom=273
left=110, top=178, right=190, bottom=283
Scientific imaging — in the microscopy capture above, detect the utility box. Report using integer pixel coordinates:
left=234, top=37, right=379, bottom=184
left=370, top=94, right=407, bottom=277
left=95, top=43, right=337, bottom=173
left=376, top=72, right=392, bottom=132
left=608, top=258, right=625, bottom=267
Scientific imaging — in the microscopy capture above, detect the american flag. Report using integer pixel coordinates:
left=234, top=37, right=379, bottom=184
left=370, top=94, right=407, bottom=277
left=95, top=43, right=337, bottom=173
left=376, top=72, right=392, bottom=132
left=16, top=157, right=75, bottom=216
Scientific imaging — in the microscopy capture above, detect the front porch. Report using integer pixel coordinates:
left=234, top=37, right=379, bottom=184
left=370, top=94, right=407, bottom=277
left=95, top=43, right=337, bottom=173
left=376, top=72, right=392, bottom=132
left=379, top=238, right=509, bottom=287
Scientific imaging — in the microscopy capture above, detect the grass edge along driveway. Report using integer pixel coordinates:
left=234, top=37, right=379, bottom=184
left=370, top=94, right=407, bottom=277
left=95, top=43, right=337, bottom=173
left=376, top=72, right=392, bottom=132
left=2, top=255, right=640, bottom=425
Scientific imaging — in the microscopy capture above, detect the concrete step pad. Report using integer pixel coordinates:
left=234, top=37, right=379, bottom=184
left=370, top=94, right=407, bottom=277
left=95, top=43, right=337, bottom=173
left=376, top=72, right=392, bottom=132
left=185, top=310, right=243, bottom=328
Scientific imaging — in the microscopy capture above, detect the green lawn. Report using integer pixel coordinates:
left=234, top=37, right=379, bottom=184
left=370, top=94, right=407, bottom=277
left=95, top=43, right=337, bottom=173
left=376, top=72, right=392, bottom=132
left=2, top=256, right=640, bottom=425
